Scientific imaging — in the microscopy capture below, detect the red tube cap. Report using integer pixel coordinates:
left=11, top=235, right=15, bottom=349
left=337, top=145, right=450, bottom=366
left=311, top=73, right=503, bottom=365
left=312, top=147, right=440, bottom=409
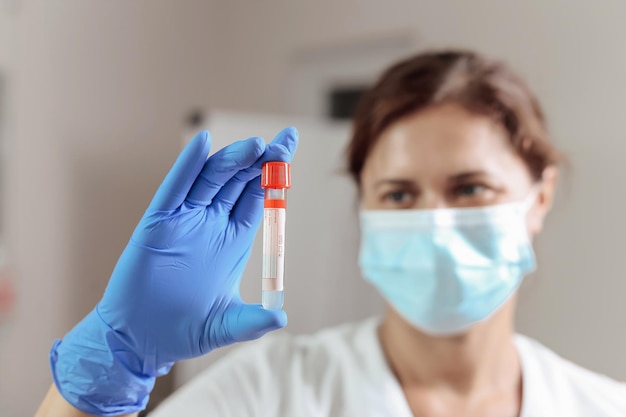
left=261, top=162, right=291, bottom=189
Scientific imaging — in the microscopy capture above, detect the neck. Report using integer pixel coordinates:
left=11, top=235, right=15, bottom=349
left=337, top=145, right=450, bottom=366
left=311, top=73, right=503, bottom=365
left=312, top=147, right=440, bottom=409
left=379, top=299, right=521, bottom=395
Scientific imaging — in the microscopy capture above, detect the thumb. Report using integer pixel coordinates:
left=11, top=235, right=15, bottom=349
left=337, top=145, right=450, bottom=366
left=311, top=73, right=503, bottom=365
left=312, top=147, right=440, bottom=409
left=224, top=304, right=287, bottom=344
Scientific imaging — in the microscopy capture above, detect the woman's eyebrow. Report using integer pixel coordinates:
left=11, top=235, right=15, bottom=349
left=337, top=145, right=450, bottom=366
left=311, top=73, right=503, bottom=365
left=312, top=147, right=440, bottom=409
left=447, top=170, right=489, bottom=182
left=374, top=179, right=417, bottom=189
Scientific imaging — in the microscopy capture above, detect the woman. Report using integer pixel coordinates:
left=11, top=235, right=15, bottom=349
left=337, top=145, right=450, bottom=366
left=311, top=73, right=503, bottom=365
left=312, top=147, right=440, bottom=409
left=37, top=51, right=626, bottom=417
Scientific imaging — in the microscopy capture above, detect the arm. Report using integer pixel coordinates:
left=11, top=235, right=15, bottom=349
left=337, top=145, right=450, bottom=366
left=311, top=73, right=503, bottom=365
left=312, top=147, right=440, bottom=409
left=36, top=385, right=138, bottom=417
left=36, top=128, right=299, bottom=416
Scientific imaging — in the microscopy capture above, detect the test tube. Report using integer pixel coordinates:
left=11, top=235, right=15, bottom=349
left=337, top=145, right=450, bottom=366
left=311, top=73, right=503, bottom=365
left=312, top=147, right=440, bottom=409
left=261, top=162, right=291, bottom=310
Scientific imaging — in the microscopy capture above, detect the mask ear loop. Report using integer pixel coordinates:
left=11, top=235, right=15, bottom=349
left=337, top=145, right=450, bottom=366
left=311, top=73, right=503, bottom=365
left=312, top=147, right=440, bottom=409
left=521, top=183, right=542, bottom=213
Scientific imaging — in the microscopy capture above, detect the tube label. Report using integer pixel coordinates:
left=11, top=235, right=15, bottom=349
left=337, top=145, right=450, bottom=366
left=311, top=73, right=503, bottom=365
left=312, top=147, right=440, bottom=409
left=262, top=208, right=286, bottom=291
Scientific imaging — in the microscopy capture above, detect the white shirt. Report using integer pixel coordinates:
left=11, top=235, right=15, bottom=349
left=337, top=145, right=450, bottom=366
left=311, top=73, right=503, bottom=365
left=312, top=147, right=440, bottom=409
left=151, top=318, right=626, bottom=416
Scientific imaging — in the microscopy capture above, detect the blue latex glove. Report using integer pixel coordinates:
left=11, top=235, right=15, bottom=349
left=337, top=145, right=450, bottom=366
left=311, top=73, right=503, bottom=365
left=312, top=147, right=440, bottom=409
left=50, top=127, right=299, bottom=416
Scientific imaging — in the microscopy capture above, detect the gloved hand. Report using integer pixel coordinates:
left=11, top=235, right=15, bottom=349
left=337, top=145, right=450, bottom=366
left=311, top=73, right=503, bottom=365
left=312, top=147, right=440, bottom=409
left=50, top=127, right=299, bottom=416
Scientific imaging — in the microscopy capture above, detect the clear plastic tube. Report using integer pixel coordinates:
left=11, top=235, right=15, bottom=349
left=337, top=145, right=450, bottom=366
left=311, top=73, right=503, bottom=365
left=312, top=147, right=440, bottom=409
left=261, top=162, right=291, bottom=310
left=262, top=188, right=286, bottom=309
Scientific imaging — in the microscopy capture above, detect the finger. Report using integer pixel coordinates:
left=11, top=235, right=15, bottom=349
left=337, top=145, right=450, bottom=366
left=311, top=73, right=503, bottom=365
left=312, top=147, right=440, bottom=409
left=269, top=126, right=299, bottom=160
left=213, top=142, right=292, bottom=212
left=225, top=304, right=287, bottom=343
left=186, top=137, right=265, bottom=207
left=148, top=130, right=211, bottom=212
left=229, top=127, right=299, bottom=225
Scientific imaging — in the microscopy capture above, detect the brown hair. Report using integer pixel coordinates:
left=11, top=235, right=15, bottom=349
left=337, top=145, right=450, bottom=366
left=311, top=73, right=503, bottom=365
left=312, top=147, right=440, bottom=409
left=347, top=50, right=561, bottom=186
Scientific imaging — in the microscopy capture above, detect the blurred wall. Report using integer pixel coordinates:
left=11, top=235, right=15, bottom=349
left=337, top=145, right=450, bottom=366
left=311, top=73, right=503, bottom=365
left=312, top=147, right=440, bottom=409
left=1, top=1, right=216, bottom=415
left=0, top=8, right=16, bottom=71
left=204, top=0, right=626, bottom=380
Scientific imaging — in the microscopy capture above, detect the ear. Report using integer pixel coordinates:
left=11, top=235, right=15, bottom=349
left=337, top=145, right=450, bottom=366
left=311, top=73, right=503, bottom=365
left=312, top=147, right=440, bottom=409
left=527, top=166, right=558, bottom=236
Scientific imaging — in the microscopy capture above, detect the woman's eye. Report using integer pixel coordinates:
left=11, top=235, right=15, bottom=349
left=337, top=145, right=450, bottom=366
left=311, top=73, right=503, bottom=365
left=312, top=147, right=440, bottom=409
left=455, top=184, right=485, bottom=196
left=383, top=190, right=414, bottom=204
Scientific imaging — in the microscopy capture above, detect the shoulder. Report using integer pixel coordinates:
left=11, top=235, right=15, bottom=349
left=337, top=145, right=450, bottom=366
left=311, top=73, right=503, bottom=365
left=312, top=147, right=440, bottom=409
left=151, top=318, right=382, bottom=416
left=218, top=316, right=379, bottom=361
left=228, top=316, right=383, bottom=384
left=516, top=334, right=626, bottom=416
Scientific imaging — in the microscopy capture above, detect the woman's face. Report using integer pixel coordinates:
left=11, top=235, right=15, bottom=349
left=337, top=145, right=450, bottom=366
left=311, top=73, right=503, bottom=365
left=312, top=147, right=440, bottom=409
left=360, top=103, right=556, bottom=235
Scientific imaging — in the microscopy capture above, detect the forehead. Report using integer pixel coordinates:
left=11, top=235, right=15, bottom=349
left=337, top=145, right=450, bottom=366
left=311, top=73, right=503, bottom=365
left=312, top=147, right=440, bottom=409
left=362, top=103, right=530, bottom=182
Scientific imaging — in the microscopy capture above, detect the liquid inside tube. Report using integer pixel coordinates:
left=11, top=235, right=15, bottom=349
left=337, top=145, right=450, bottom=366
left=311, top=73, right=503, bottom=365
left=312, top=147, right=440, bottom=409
left=262, top=290, right=284, bottom=310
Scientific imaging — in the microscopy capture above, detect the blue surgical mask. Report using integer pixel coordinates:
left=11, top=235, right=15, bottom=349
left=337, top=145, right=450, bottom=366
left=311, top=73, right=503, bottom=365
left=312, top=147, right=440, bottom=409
left=359, top=193, right=537, bottom=336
